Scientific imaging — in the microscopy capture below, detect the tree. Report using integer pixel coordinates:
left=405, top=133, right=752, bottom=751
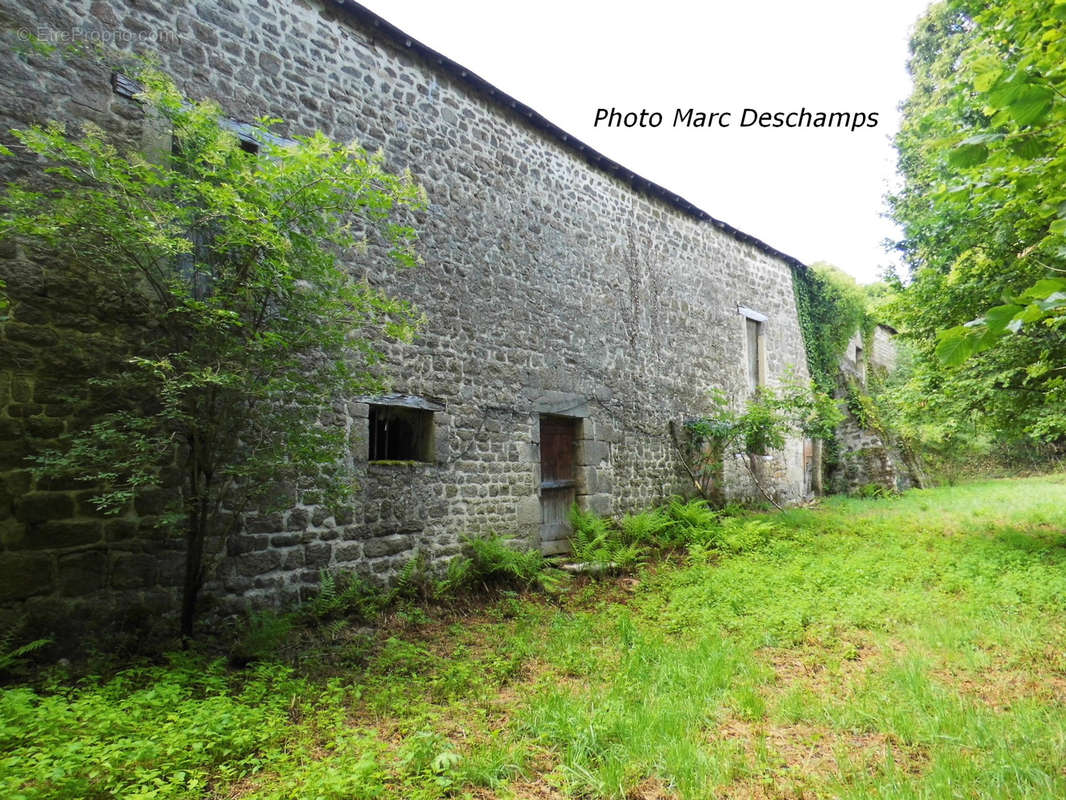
left=887, top=0, right=1066, bottom=442
left=0, top=69, right=425, bottom=638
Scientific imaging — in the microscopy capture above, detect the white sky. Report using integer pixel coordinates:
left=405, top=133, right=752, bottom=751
left=358, top=0, right=934, bottom=284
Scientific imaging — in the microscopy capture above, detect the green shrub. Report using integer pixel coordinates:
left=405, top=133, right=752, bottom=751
left=398, top=730, right=464, bottom=795
left=0, top=659, right=295, bottom=800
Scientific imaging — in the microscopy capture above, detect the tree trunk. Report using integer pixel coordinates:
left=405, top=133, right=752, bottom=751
left=899, top=440, right=928, bottom=490
left=707, top=455, right=726, bottom=508
left=180, top=463, right=211, bottom=643
left=745, top=452, right=783, bottom=511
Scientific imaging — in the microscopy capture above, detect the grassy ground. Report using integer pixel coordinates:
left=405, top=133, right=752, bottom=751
left=4, top=475, right=1066, bottom=799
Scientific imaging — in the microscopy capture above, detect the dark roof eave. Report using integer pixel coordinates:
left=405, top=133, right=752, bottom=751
left=331, top=0, right=809, bottom=273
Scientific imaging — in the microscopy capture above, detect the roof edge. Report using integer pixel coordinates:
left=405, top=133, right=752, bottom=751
left=331, top=0, right=809, bottom=272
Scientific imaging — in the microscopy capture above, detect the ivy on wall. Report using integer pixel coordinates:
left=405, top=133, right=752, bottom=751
left=791, top=262, right=872, bottom=395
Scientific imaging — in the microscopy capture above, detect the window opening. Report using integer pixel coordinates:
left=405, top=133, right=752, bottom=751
left=368, top=404, right=434, bottom=462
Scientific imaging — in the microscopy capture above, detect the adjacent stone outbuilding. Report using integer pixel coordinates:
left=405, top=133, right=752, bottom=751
left=830, top=325, right=921, bottom=494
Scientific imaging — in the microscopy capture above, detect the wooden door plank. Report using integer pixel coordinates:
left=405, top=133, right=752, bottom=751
left=539, top=416, right=577, bottom=553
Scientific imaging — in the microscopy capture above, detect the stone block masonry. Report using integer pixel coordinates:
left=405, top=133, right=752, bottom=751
left=0, top=0, right=813, bottom=632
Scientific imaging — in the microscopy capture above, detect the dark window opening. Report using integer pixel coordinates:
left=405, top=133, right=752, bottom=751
left=369, top=405, right=433, bottom=462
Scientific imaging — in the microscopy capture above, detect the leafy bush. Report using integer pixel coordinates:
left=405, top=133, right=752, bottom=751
left=0, top=659, right=291, bottom=799
left=398, top=730, right=464, bottom=796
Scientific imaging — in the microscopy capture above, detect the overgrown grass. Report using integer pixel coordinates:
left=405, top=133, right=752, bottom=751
left=4, top=476, right=1066, bottom=798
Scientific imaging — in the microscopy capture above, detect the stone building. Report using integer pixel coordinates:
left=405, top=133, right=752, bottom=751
left=0, top=0, right=818, bottom=627
left=829, top=325, right=921, bottom=494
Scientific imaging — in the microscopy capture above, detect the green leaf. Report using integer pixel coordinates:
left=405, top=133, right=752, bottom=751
left=983, top=304, right=1023, bottom=334
left=974, top=70, right=1002, bottom=92
left=1050, top=219, right=1066, bottom=235
left=948, top=143, right=989, bottom=168
left=1018, top=279, right=1066, bottom=301
left=936, top=327, right=980, bottom=366
left=988, top=82, right=1023, bottom=108
left=1016, top=303, right=1045, bottom=323
left=1007, top=86, right=1054, bottom=126
left=1009, top=136, right=1049, bottom=158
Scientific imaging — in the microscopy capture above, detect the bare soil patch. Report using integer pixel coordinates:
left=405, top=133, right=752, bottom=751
left=711, top=717, right=927, bottom=798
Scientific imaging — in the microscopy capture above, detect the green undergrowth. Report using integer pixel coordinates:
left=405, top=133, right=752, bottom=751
left=4, top=476, right=1066, bottom=799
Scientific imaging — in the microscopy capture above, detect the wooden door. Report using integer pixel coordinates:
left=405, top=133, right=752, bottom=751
left=539, top=416, right=577, bottom=555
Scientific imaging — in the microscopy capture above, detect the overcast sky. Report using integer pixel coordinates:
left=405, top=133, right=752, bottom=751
left=358, top=0, right=934, bottom=284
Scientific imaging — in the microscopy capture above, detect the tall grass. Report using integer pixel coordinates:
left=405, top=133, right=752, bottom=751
left=4, top=476, right=1066, bottom=799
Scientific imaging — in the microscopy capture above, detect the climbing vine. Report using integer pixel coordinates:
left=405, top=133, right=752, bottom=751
left=791, top=262, right=872, bottom=396
left=844, top=378, right=885, bottom=437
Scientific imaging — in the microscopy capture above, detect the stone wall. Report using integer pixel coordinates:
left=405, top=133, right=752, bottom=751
left=828, top=328, right=912, bottom=494
left=872, top=326, right=897, bottom=372
left=0, top=0, right=813, bottom=632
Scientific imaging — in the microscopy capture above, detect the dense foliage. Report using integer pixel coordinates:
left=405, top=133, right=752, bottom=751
left=887, top=0, right=1066, bottom=443
left=0, top=69, right=425, bottom=636
left=791, top=262, right=871, bottom=395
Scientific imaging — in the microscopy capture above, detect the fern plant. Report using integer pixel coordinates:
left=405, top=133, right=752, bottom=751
left=465, top=535, right=545, bottom=588
left=0, top=620, right=50, bottom=673
left=441, top=534, right=563, bottom=594
left=665, top=496, right=720, bottom=544
left=569, top=505, right=644, bottom=573
left=717, top=518, right=779, bottom=554
left=618, top=509, right=675, bottom=547
left=302, top=570, right=387, bottom=624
